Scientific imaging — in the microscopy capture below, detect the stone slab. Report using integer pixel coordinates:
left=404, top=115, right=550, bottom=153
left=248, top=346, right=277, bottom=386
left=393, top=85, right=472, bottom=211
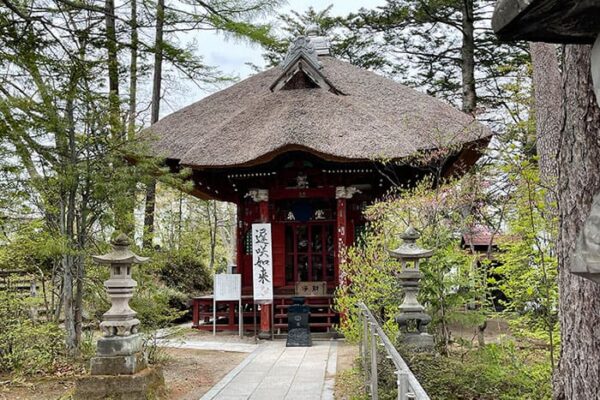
left=96, top=334, right=143, bottom=356
left=90, top=351, right=147, bottom=375
left=74, top=366, right=165, bottom=400
left=400, top=333, right=434, bottom=351
left=286, top=328, right=312, bottom=347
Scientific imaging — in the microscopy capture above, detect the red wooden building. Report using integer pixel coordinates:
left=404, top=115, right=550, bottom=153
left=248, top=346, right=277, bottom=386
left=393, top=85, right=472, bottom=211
left=146, top=32, right=491, bottom=336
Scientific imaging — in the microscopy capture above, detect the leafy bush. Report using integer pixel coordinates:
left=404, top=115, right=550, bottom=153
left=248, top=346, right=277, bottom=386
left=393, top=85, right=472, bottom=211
left=155, top=249, right=211, bottom=296
left=336, top=178, right=488, bottom=350
left=402, top=342, right=552, bottom=400
left=0, top=290, right=65, bottom=374
left=131, top=285, right=187, bottom=331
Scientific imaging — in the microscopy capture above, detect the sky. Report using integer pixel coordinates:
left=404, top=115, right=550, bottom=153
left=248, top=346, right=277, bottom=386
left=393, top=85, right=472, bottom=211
left=162, top=0, right=386, bottom=115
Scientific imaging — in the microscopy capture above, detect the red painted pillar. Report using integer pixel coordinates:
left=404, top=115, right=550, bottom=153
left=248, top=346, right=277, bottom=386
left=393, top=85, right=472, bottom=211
left=336, top=188, right=352, bottom=327
left=258, top=196, right=272, bottom=338
left=236, top=204, right=243, bottom=279
left=192, top=299, right=199, bottom=328
left=336, top=196, right=348, bottom=285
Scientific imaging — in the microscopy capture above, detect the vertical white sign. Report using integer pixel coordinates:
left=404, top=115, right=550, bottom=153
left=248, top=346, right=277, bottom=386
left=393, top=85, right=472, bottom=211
left=252, top=223, right=273, bottom=303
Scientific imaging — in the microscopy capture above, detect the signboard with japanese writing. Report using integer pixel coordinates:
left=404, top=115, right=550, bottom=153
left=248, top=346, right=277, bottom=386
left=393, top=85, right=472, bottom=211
left=214, top=274, right=241, bottom=301
left=212, top=274, right=242, bottom=337
left=252, top=223, right=273, bottom=303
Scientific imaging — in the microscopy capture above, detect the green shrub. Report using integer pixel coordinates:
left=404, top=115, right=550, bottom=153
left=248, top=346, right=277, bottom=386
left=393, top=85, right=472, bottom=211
left=0, top=291, right=65, bottom=374
left=131, top=285, right=187, bottom=332
left=401, top=342, right=552, bottom=400
left=155, top=249, right=211, bottom=296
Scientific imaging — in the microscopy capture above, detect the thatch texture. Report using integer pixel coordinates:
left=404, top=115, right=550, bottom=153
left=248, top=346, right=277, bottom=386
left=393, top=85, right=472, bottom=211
left=146, top=57, right=492, bottom=168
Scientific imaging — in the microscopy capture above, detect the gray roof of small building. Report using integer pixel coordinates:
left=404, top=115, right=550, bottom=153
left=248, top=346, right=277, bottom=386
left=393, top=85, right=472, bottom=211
left=145, top=56, right=492, bottom=168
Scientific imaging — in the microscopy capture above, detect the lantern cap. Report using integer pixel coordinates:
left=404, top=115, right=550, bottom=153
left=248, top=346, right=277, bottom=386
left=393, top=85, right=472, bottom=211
left=401, top=226, right=420, bottom=241
left=92, top=233, right=149, bottom=265
left=388, top=226, right=434, bottom=260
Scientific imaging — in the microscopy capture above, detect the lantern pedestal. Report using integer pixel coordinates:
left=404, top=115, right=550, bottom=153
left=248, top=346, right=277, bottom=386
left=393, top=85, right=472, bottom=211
left=74, top=367, right=164, bottom=400
left=90, top=334, right=147, bottom=375
left=400, top=332, right=434, bottom=348
left=395, top=269, right=434, bottom=350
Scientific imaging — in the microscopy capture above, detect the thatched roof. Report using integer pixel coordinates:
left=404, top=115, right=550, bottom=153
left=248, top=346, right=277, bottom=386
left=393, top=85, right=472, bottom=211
left=146, top=54, right=492, bottom=168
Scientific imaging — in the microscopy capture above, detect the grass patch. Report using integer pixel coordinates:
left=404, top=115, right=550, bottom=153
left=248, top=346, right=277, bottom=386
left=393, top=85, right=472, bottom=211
left=335, top=364, right=368, bottom=400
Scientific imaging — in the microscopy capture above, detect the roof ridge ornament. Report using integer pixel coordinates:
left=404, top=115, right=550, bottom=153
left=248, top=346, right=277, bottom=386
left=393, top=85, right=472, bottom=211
left=306, top=24, right=331, bottom=56
left=281, top=36, right=322, bottom=71
left=271, top=33, right=342, bottom=94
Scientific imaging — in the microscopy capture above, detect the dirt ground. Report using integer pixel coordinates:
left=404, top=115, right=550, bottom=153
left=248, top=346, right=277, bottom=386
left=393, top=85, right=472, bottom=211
left=0, top=376, right=75, bottom=400
left=450, top=316, right=512, bottom=345
left=162, top=348, right=247, bottom=400
left=334, top=341, right=363, bottom=400
left=336, top=341, right=358, bottom=373
left=0, top=346, right=248, bottom=400
left=177, top=328, right=258, bottom=345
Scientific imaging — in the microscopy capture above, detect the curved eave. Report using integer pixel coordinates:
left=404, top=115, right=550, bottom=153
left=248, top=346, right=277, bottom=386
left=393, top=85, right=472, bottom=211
left=179, top=144, right=361, bottom=169
left=493, top=0, right=600, bottom=43
left=175, top=135, right=491, bottom=202
left=175, top=134, right=491, bottom=171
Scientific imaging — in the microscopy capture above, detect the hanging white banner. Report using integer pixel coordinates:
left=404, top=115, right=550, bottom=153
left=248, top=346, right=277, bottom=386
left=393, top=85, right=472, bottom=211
left=252, top=223, right=273, bottom=303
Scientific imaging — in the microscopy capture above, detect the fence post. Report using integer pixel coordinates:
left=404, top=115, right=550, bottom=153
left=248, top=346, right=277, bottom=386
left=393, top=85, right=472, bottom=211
left=358, top=309, right=364, bottom=360
left=397, top=370, right=409, bottom=400
left=362, top=310, right=369, bottom=374
left=370, top=323, right=379, bottom=400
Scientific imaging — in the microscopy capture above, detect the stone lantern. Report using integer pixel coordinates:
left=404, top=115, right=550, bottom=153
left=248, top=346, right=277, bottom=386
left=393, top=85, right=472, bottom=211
left=75, top=234, right=164, bottom=400
left=388, top=226, right=434, bottom=349
left=90, top=233, right=148, bottom=375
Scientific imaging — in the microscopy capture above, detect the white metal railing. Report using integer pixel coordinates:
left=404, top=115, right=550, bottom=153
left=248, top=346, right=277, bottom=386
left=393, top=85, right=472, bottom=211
left=357, top=302, right=430, bottom=400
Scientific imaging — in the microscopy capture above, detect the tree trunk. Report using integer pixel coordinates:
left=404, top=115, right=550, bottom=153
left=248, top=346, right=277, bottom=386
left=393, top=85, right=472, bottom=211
left=477, top=320, right=486, bottom=347
left=62, top=254, right=76, bottom=354
left=217, top=203, right=237, bottom=267
left=150, top=0, right=164, bottom=126
left=143, top=181, right=157, bottom=248
left=127, top=0, right=138, bottom=140
left=207, top=200, right=218, bottom=271
left=64, top=166, right=78, bottom=354
left=63, top=78, right=79, bottom=354
left=553, top=44, right=600, bottom=400
left=460, top=0, right=476, bottom=114
left=143, top=0, right=164, bottom=248
left=530, top=42, right=561, bottom=184
left=105, top=0, right=120, bottom=138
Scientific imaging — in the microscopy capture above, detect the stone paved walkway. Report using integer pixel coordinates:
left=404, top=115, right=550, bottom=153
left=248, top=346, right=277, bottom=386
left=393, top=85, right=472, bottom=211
left=201, top=340, right=338, bottom=400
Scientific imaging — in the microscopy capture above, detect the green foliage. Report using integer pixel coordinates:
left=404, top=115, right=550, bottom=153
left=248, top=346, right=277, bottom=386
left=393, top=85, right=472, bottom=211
left=155, top=249, right=212, bottom=296
left=337, top=177, right=490, bottom=351
left=404, top=342, right=552, bottom=400
left=132, top=284, right=187, bottom=332
left=0, top=289, right=64, bottom=374
left=335, top=366, right=369, bottom=400
left=335, top=224, right=402, bottom=341
left=495, top=158, right=559, bottom=364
